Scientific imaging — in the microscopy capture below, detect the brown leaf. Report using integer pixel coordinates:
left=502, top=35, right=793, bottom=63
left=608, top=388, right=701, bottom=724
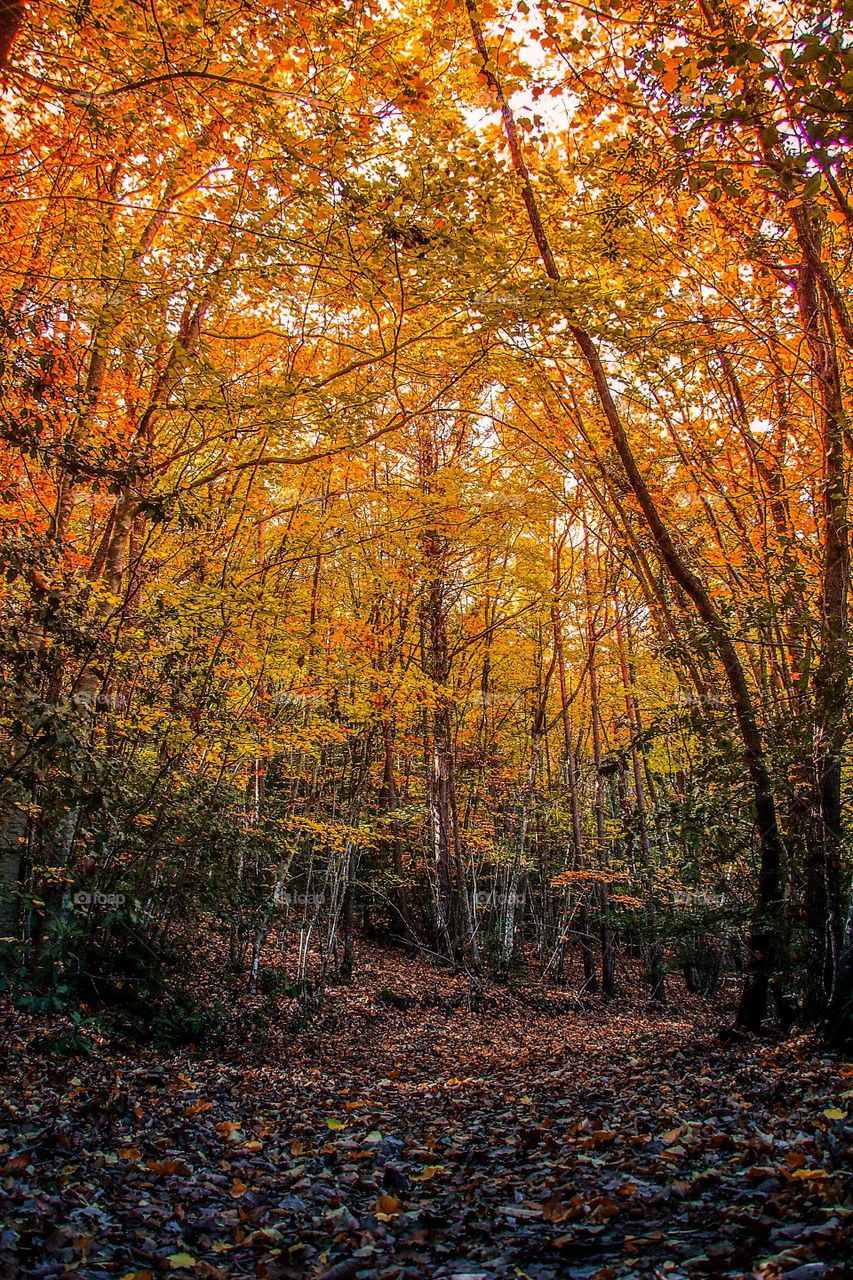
left=541, top=1192, right=569, bottom=1223
left=146, top=1158, right=191, bottom=1176
left=375, top=1193, right=404, bottom=1216
left=186, top=1100, right=213, bottom=1117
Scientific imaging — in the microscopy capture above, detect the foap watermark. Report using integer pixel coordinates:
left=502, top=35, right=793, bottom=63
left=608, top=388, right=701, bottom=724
left=671, top=891, right=725, bottom=908
left=65, top=889, right=126, bottom=910
left=275, top=890, right=327, bottom=909
left=473, top=890, right=525, bottom=908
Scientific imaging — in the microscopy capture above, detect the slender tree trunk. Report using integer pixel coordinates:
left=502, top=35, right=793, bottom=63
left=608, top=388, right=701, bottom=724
left=616, top=601, right=666, bottom=1004
left=829, top=883, right=853, bottom=1046
left=382, top=721, right=412, bottom=941
left=340, top=841, right=356, bottom=981
left=798, top=242, right=849, bottom=1020
left=421, top=565, right=456, bottom=959
left=0, top=802, right=26, bottom=941
left=551, top=551, right=596, bottom=992
left=583, top=538, right=616, bottom=999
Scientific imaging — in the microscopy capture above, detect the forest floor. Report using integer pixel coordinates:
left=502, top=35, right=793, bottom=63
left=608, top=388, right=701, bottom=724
left=1, top=944, right=852, bottom=1280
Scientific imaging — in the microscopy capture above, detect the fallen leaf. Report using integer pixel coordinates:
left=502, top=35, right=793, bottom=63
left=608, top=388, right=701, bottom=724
left=167, top=1254, right=197, bottom=1271
left=375, top=1193, right=404, bottom=1217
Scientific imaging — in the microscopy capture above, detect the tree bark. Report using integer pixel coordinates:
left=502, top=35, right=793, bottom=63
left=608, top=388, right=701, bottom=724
left=0, top=0, right=27, bottom=73
left=616, top=599, right=666, bottom=1005
left=551, top=585, right=597, bottom=993
left=583, top=529, right=616, bottom=999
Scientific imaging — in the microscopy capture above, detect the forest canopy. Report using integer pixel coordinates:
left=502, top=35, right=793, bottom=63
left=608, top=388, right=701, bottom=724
left=1, top=0, right=852, bottom=1044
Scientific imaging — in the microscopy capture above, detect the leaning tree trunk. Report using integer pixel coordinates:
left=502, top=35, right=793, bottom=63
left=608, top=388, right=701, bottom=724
left=466, top=0, right=787, bottom=1030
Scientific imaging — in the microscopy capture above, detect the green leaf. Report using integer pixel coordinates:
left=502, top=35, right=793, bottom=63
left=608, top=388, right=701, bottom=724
left=167, top=1254, right=197, bottom=1270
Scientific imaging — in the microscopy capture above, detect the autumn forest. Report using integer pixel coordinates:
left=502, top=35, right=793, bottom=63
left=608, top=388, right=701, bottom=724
left=1, top=1, right=852, bottom=1276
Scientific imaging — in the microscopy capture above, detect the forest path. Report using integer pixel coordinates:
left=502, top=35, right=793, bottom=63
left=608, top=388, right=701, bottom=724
left=1, top=986, right=851, bottom=1280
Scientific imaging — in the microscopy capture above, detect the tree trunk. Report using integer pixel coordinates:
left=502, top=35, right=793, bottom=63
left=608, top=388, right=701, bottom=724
left=583, top=531, right=616, bottom=999
left=551, top=552, right=597, bottom=993
left=616, top=600, right=666, bottom=1005
left=797, top=235, right=849, bottom=1020
left=0, top=0, right=27, bottom=72
left=466, top=1, right=786, bottom=1029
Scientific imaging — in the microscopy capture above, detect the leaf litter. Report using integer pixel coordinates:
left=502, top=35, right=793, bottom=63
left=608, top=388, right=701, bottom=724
left=1, top=953, right=851, bottom=1280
